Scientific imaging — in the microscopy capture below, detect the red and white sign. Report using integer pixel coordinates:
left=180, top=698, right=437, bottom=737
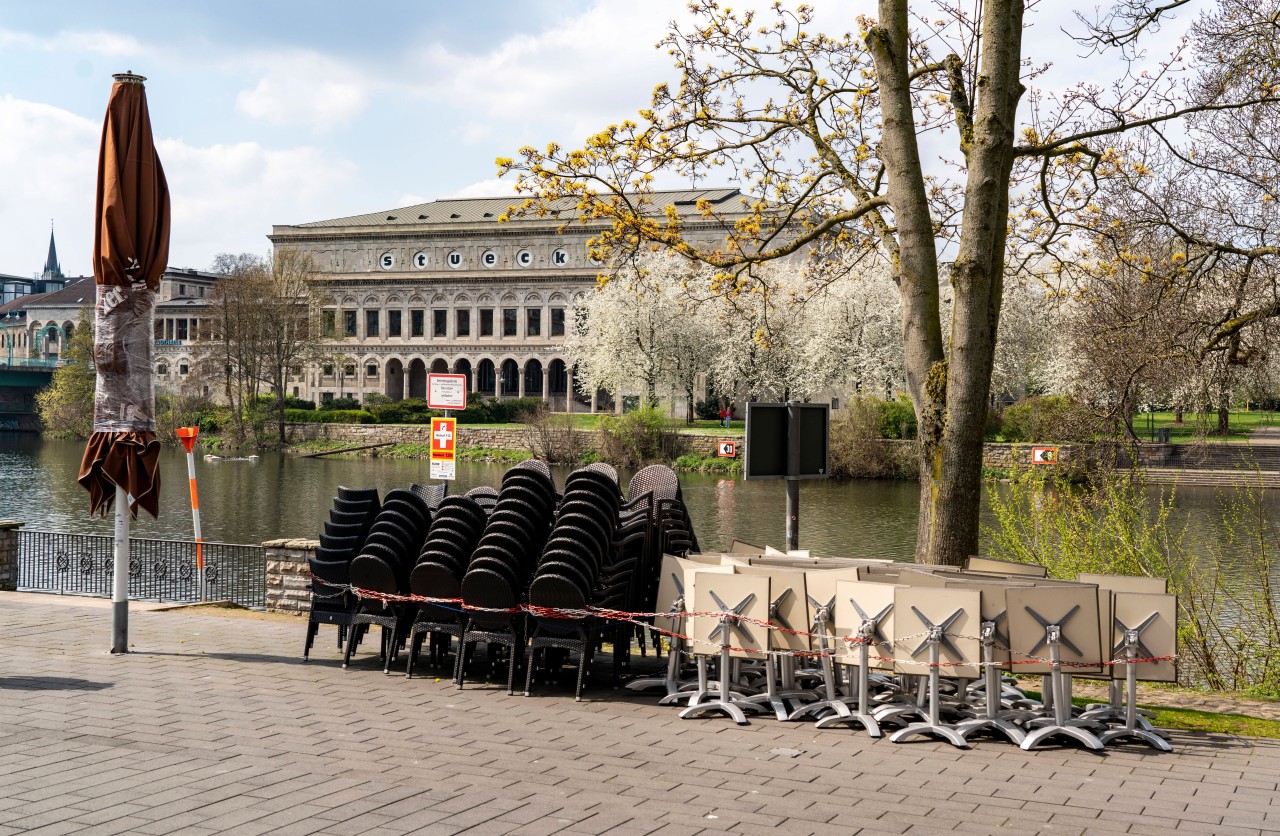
left=430, top=417, right=457, bottom=480
left=1031, top=446, right=1058, bottom=465
left=717, top=440, right=737, bottom=458
left=427, top=373, right=468, bottom=410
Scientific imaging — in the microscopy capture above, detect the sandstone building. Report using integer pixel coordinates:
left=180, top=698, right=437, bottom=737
left=269, top=188, right=749, bottom=409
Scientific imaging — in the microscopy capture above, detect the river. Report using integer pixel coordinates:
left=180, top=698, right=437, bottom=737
left=0, top=435, right=1271, bottom=563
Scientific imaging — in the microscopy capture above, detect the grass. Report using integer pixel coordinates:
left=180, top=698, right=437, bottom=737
left=1135, top=409, right=1280, bottom=443
left=673, top=453, right=741, bottom=474
left=1016, top=685, right=1280, bottom=738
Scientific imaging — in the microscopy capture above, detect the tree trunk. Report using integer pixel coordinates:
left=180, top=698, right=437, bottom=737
left=1218, top=404, right=1230, bottom=435
left=869, top=0, right=1024, bottom=565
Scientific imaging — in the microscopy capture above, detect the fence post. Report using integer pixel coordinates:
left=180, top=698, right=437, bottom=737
left=263, top=539, right=319, bottom=614
left=0, top=520, right=22, bottom=591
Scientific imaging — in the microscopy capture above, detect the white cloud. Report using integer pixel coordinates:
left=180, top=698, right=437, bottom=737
left=235, top=52, right=371, bottom=131
left=0, top=27, right=143, bottom=57
left=458, top=121, right=491, bottom=144
left=157, top=139, right=358, bottom=262
left=410, top=1, right=682, bottom=141
left=0, top=95, right=359, bottom=274
left=444, top=179, right=519, bottom=199
left=0, top=96, right=101, bottom=275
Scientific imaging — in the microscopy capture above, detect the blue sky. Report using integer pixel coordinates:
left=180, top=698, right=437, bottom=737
left=0, top=1, right=1194, bottom=277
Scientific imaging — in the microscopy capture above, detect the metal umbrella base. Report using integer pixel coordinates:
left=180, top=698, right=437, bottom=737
left=679, top=648, right=765, bottom=725
left=887, top=634, right=970, bottom=749
left=956, top=626, right=1025, bottom=745
left=814, top=643, right=881, bottom=736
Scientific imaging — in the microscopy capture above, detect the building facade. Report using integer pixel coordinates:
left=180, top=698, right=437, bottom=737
left=0, top=268, right=217, bottom=396
left=270, top=188, right=749, bottom=409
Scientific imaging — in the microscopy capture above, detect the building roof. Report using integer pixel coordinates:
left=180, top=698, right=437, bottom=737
left=281, top=188, right=749, bottom=231
left=43, top=227, right=63, bottom=279
left=0, top=278, right=95, bottom=314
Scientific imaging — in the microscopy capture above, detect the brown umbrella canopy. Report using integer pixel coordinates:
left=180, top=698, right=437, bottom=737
left=78, top=74, right=171, bottom=519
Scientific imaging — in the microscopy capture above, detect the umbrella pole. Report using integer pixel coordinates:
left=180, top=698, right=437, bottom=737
left=111, top=484, right=129, bottom=653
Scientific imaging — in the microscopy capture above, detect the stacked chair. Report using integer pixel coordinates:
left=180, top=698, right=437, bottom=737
left=626, top=465, right=699, bottom=614
left=455, top=461, right=557, bottom=693
left=344, top=488, right=433, bottom=671
left=405, top=495, right=489, bottom=676
left=524, top=465, right=641, bottom=699
left=409, top=482, right=448, bottom=512
left=464, top=485, right=499, bottom=513
left=303, top=486, right=380, bottom=661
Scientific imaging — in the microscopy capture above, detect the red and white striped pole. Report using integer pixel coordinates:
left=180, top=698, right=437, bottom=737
left=175, top=426, right=204, bottom=601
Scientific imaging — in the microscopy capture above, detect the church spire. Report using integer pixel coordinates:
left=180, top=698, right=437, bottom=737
left=42, top=222, right=63, bottom=280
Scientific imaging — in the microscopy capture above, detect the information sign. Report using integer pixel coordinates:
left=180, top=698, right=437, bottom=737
left=429, top=417, right=457, bottom=480
left=1031, top=446, right=1058, bottom=465
left=427, top=374, right=468, bottom=410
left=717, top=440, right=736, bottom=458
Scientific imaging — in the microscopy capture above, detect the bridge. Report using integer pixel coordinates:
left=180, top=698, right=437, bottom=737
left=0, top=360, right=58, bottom=431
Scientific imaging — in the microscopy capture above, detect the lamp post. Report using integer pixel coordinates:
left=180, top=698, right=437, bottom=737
left=1, top=312, right=20, bottom=367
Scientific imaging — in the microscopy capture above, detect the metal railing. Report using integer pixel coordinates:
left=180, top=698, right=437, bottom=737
left=1, top=358, right=64, bottom=369
left=18, top=530, right=266, bottom=608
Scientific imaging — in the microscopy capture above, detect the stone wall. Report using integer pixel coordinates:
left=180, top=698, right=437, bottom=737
left=0, top=520, right=21, bottom=591
left=263, top=538, right=318, bottom=615
left=290, top=422, right=531, bottom=451
left=290, top=422, right=1097, bottom=473
left=882, top=439, right=1092, bottom=473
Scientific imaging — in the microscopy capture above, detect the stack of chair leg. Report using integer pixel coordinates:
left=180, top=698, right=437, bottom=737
left=525, top=466, right=628, bottom=700
left=345, top=488, right=433, bottom=672
left=406, top=495, right=488, bottom=676
left=304, top=486, right=380, bottom=661
left=456, top=460, right=556, bottom=693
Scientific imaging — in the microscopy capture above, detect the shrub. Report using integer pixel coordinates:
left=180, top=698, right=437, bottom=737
left=285, top=408, right=376, bottom=424
left=829, top=397, right=919, bottom=479
left=155, top=394, right=221, bottom=445
left=326, top=396, right=361, bottom=411
left=521, top=402, right=590, bottom=464
left=877, top=395, right=918, bottom=439
left=362, top=392, right=392, bottom=408
left=369, top=398, right=435, bottom=424
left=1001, top=395, right=1097, bottom=443
left=283, top=396, right=315, bottom=410
left=597, top=405, right=689, bottom=466
left=985, top=466, right=1280, bottom=696
left=694, top=399, right=722, bottom=421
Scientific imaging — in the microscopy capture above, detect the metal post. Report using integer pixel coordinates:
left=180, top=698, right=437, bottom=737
left=785, top=400, right=800, bottom=551
left=111, top=484, right=129, bottom=653
left=185, top=449, right=204, bottom=601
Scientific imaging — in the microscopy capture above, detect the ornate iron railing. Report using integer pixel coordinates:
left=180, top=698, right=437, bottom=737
left=17, top=530, right=265, bottom=608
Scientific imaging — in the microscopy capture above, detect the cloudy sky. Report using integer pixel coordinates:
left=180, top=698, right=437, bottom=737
left=0, top=1, right=1194, bottom=277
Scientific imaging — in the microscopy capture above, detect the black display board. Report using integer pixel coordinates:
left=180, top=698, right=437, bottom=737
left=744, top=402, right=830, bottom=480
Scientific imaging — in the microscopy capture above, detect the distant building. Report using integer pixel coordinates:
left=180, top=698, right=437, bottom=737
left=270, top=188, right=750, bottom=409
left=0, top=226, right=72, bottom=305
left=0, top=268, right=217, bottom=397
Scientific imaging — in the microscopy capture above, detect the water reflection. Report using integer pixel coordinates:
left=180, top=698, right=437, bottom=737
left=1, top=436, right=1276, bottom=568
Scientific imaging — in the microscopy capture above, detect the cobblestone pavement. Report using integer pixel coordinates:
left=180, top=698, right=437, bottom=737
left=2, top=592, right=1279, bottom=836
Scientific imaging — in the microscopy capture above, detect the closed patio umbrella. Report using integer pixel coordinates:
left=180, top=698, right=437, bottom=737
left=76, top=71, right=170, bottom=653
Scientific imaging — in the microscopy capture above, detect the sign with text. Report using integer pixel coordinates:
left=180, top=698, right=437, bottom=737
left=1031, top=446, right=1059, bottom=465
left=427, top=373, right=468, bottom=410
left=429, top=417, right=457, bottom=480
left=717, top=440, right=737, bottom=458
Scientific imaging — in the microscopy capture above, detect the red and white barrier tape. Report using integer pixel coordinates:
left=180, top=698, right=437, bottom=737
left=310, top=573, right=1176, bottom=669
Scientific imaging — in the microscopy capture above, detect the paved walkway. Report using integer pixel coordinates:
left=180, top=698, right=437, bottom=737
left=2, top=592, right=1279, bottom=836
